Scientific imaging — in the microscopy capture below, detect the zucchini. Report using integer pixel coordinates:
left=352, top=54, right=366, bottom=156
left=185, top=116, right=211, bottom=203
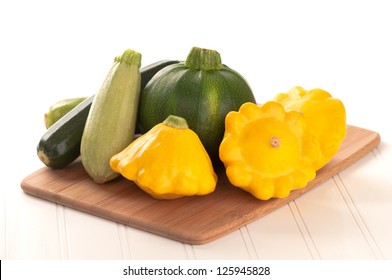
left=44, top=97, right=87, bottom=128
left=81, top=49, right=142, bottom=184
left=37, top=59, right=179, bottom=169
left=37, top=96, right=93, bottom=169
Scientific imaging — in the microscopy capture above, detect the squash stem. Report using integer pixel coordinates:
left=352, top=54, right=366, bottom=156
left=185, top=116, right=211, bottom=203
left=163, top=115, right=189, bottom=129
left=185, top=47, right=223, bottom=71
left=114, top=49, right=142, bottom=68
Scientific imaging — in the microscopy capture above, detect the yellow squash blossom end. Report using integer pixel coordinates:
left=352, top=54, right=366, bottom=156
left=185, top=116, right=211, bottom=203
left=219, top=101, right=318, bottom=200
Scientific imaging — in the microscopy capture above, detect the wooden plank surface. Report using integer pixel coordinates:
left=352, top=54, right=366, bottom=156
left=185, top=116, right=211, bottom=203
left=20, top=125, right=380, bottom=245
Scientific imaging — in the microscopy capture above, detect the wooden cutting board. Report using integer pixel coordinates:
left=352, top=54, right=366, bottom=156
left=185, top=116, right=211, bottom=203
left=21, top=125, right=380, bottom=245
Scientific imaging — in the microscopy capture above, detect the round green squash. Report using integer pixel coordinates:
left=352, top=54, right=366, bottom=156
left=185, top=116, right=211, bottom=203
left=138, top=47, right=256, bottom=162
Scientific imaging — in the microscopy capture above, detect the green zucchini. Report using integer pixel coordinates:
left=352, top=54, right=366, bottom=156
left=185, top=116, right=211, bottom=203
left=37, top=59, right=179, bottom=169
left=44, top=97, right=87, bottom=128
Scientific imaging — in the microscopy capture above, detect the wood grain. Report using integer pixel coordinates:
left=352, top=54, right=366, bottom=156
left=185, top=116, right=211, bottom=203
left=21, top=125, right=380, bottom=245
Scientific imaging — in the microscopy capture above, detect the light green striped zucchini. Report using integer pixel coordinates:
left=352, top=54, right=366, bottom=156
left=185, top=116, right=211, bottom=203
left=44, top=97, right=87, bottom=128
left=80, top=49, right=142, bottom=184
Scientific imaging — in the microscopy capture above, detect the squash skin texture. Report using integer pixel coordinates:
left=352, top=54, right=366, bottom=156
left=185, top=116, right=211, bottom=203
left=110, top=115, right=217, bottom=200
left=274, top=86, right=346, bottom=170
left=219, top=102, right=319, bottom=200
left=137, top=48, right=256, bottom=162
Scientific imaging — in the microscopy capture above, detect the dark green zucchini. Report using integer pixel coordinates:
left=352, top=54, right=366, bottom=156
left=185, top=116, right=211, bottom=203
left=37, top=59, right=179, bottom=169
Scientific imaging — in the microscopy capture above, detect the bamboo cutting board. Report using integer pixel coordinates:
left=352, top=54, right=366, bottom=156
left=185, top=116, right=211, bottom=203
left=21, top=125, right=380, bottom=245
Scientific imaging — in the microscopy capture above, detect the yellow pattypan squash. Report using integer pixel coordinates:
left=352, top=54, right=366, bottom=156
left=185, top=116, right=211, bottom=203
left=274, top=86, right=346, bottom=170
left=219, top=101, right=319, bottom=200
left=110, top=115, right=217, bottom=200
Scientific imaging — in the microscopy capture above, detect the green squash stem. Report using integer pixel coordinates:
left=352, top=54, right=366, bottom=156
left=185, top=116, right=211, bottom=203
left=184, top=47, right=223, bottom=71
left=163, top=115, right=189, bottom=129
left=114, top=49, right=142, bottom=67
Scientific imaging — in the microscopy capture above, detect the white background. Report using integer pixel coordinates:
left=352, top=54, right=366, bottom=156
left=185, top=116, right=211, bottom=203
left=1, top=0, right=392, bottom=275
left=1, top=0, right=391, bottom=170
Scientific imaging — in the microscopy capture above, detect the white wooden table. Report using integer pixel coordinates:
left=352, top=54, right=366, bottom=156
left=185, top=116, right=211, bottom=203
left=1, top=0, right=392, bottom=261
